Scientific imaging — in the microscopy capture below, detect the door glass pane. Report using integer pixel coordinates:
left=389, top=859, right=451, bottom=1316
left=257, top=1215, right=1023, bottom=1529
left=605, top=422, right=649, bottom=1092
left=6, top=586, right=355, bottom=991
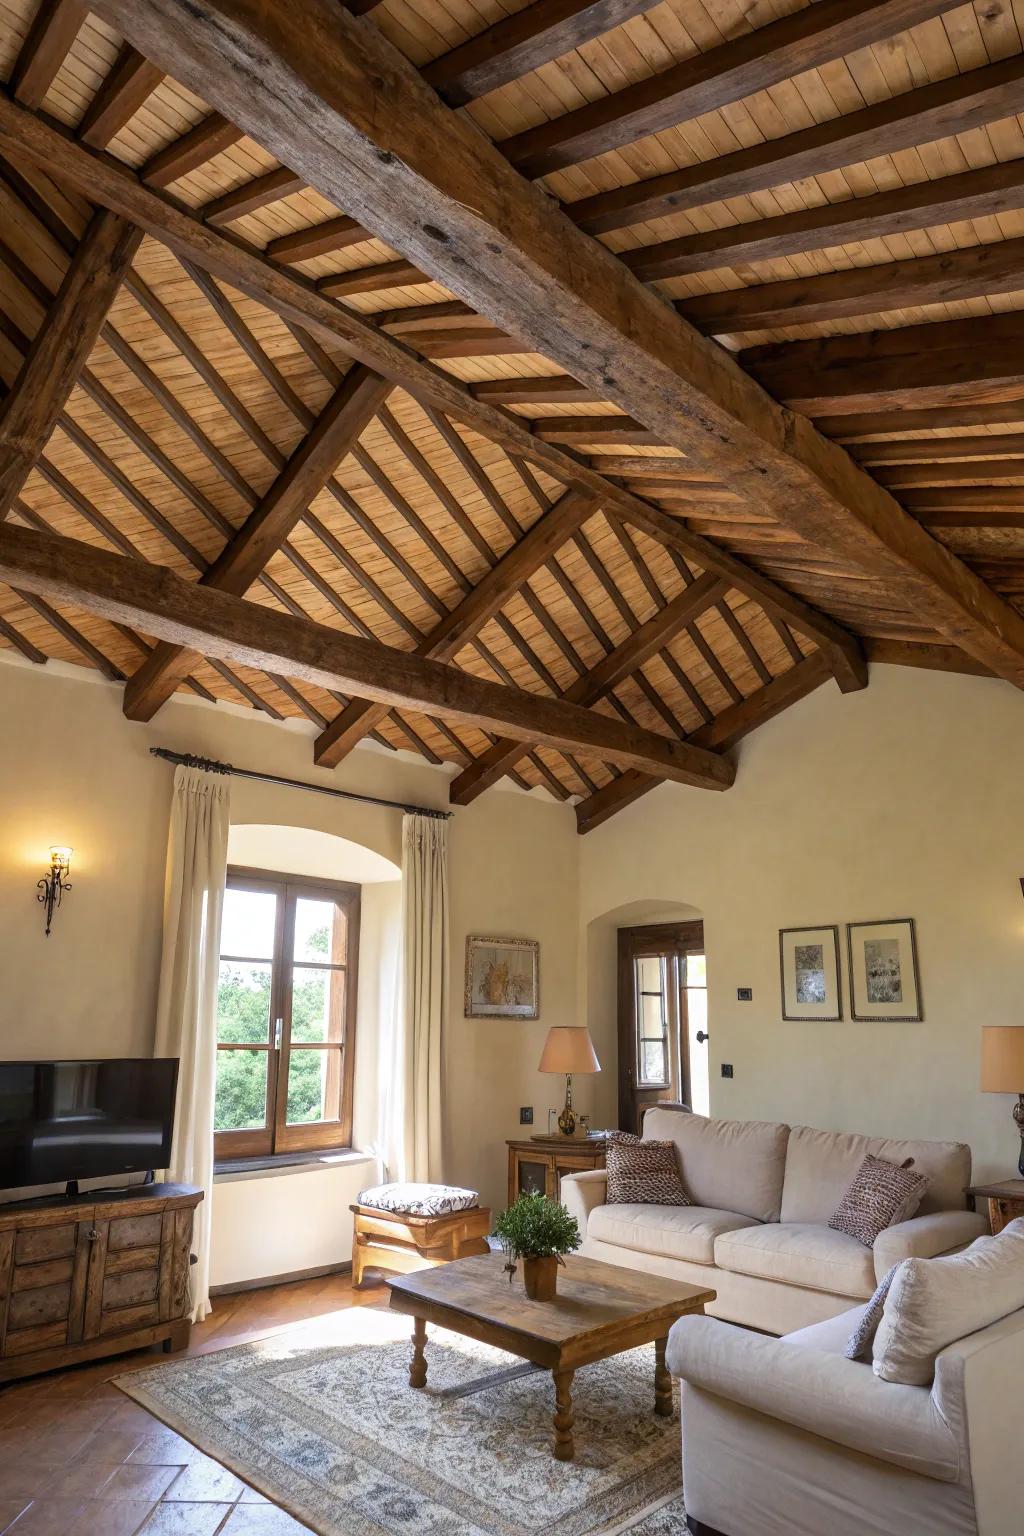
left=214, top=1049, right=268, bottom=1131
left=634, top=955, right=670, bottom=1088
left=217, top=960, right=272, bottom=1043
left=642, top=1040, right=666, bottom=1084
left=636, top=955, right=662, bottom=992
left=294, top=896, right=347, bottom=964
left=685, top=953, right=707, bottom=987
left=221, top=887, right=276, bottom=959
left=291, top=966, right=346, bottom=1043
left=286, top=1048, right=340, bottom=1125
left=517, top=1160, right=547, bottom=1198
left=639, top=990, right=666, bottom=1039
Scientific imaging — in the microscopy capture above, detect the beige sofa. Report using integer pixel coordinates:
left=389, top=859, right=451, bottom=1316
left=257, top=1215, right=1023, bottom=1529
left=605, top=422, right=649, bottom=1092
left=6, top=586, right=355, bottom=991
left=560, top=1108, right=988, bottom=1335
left=671, top=1296, right=1023, bottom=1536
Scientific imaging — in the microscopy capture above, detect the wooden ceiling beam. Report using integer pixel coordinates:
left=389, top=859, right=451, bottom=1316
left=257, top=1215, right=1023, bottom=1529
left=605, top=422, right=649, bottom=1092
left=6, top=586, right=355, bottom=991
left=0, top=88, right=865, bottom=691
left=0, top=206, right=141, bottom=519
left=202, top=165, right=305, bottom=226
left=0, top=609, right=47, bottom=663
left=265, top=214, right=370, bottom=264
left=820, top=402, right=1024, bottom=439
left=141, top=111, right=243, bottom=187
left=574, top=651, right=834, bottom=832
left=625, top=158, right=1024, bottom=281
left=423, top=0, right=653, bottom=108
left=0, top=522, right=736, bottom=789
left=470, top=376, right=599, bottom=405
left=680, top=235, right=1024, bottom=336
left=531, top=415, right=665, bottom=445
left=855, top=435, right=1024, bottom=465
left=122, top=363, right=391, bottom=721
left=880, top=461, right=1024, bottom=487
left=77, top=45, right=165, bottom=150
left=11, top=0, right=85, bottom=108
left=449, top=570, right=729, bottom=804
left=864, top=638, right=996, bottom=676
left=569, top=53, right=1024, bottom=235
left=500, top=0, right=963, bottom=177
left=317, top=258, right=429, bottom=298
left=313, top=486, right=600, bottom=767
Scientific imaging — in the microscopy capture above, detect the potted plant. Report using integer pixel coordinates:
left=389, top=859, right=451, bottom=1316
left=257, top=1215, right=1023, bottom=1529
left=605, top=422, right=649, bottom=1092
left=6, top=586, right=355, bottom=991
left=493, top=1193, right=581, bottom=1301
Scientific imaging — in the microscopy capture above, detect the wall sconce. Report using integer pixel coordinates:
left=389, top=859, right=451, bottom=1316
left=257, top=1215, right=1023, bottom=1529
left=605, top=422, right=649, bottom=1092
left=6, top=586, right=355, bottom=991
left=38, top=846, right=72, bottom=936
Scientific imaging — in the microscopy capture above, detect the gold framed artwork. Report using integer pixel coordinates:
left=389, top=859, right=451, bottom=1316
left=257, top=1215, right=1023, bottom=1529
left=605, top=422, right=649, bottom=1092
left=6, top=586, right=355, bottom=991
left=847, top=919, right=922, bottom=1022
left=464, top=936, right=540, bottom=1019
left=779, top=925, right=842, bottom=1021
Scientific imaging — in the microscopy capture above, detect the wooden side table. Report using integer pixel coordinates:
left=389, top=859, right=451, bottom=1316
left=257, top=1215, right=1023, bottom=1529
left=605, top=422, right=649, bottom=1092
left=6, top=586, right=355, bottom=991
left=507, top=1135, right=606, bottom=1208
left=967, top=1180, right=1024, bottom=1235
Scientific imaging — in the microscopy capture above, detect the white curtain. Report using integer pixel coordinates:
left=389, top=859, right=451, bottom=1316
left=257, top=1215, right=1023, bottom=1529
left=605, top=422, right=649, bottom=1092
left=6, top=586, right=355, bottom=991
left=154, top=765, right=230, bottom=1322
left=395, top=813, right=450, bottom=1183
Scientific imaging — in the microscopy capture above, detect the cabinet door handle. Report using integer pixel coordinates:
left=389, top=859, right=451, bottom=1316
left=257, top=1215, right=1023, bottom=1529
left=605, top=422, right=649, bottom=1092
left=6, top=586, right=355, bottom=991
left=87, top=1227, right=100, bottom=1241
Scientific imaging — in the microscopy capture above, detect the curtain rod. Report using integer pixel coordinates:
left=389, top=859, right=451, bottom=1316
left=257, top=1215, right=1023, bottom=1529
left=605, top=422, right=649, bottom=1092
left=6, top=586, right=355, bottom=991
left=149, top=748, right=453, bottom=819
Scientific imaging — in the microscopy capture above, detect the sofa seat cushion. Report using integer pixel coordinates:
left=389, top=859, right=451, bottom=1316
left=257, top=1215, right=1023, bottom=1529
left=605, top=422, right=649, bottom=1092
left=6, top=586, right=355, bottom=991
left=588, top=1203, right=760, bottom=1265
left=714, top=1222, right=876, bottom=1299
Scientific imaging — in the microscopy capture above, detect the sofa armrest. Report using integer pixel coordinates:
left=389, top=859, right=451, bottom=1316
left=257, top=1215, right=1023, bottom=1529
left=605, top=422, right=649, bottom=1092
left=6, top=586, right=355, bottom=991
left=932, top=1311, right=1024, bottom=1535
left=560, top=1169, right=607, bottom=1239
left=668, top=1314, right=961, bottom=1482
left=873, top=1209, right=989, bottom=1282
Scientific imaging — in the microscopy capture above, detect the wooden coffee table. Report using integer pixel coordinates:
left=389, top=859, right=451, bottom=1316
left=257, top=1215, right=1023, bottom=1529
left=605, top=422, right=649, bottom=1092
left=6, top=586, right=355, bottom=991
left=386, top=1252, right=715, bottom=1460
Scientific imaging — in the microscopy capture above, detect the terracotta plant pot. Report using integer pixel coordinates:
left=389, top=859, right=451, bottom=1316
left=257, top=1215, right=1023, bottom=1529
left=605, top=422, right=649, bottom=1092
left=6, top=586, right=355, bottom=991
left=523, top=1254, right=558, bottom=1301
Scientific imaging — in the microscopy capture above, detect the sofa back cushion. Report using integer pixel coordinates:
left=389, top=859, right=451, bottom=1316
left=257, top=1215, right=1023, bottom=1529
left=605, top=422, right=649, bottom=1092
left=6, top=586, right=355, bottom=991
left=781, top=1126, right=971, bottom=1223
left=642, top=1108, right=789, bottom=1222
left=873, top=1217, right=1024, bottom=1384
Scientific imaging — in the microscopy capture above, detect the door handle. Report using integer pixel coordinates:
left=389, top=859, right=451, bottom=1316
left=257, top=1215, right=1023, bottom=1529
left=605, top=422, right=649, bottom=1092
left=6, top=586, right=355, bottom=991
left=695, top=1030, right=709, bottom=1044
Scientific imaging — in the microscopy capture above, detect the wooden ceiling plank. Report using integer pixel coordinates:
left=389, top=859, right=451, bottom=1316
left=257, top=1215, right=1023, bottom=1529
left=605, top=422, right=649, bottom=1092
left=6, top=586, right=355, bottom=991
left=122, top=363, right=392, bottom=721
left=500, top=0, right=965, bottom=178
left=569, top=53, right=1024, bottom=236
left=0, top=522, right=736, bottom=789
left=11, top=0, right=85, bottom=109
left=575, top=651, right=834, bottom=831
left=448, top=570, right=728, bottom=804
left=422, top=0, right=654, bottom=108
left=0, top=207, right=141, bottom=519
left=0, top=88, right=865, bottom=690
left=77, top=45, right=165, bottom=150
left=202, top=165, right=306, bottom=226
left=625, top=158, right=1024, bottom=282
left=141, top=112, right=244, bottom=188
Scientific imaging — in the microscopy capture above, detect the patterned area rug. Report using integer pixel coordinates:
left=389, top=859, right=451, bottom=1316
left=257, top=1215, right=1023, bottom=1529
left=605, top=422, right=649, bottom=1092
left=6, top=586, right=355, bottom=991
left=116, top=1309, right=689, bottom=1535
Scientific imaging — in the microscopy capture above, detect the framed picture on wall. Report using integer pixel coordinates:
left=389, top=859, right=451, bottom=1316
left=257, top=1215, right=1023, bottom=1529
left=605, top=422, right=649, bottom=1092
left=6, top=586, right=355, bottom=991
left=847, top=919, right=922, bottom=1021
left=464, top=936, right=540, bottom=1018
left=779, top=926, right=842, bottom=1021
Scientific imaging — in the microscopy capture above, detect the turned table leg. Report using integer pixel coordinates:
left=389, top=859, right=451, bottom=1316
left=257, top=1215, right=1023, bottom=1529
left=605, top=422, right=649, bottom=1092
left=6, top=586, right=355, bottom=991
left=553, top=1367, right=575, bottom=1461
left=654, top=1336, right=673, bottom=1417
left=410, top=1316, right=428, bottom=1388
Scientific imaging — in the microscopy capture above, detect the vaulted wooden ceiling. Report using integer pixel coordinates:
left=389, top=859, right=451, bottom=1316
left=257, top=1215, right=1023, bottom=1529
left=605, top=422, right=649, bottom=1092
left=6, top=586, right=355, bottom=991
left=0, top=0, right=1020, bottom=829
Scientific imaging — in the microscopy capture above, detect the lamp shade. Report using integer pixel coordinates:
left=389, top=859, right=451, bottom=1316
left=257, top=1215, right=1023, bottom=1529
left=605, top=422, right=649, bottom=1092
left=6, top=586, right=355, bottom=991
left=538, top=1026, right=601, bottom=1075
left=980, top=1026, right=1024, bottom=1092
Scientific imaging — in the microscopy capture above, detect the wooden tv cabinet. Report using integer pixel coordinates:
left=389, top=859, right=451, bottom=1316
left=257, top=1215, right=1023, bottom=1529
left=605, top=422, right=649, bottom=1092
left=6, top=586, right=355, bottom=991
left=0, top=1182, right=202, bottom=1382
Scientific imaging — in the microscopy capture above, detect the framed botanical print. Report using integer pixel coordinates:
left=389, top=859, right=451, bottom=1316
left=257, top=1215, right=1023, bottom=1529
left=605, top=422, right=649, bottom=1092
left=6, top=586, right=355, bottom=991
left=464, top=936, right=540, bottom=1019
left=779, top=926, right=842, bottom=1021
left=847, top=919, right=922, bottom=1021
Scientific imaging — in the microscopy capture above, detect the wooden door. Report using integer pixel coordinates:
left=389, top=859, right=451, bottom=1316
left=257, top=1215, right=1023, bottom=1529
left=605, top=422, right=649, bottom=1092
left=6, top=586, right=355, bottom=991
left=0, top=1213, right=92, bottom=1362
left=83, top=1209, right=166, bottom=1340
left=617, top=922, right=705, bottom=1132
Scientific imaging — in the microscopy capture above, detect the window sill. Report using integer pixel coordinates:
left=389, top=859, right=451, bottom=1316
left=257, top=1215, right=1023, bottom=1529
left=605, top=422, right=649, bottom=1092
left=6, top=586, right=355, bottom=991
left=213, top=1148, right=377, bottom=1182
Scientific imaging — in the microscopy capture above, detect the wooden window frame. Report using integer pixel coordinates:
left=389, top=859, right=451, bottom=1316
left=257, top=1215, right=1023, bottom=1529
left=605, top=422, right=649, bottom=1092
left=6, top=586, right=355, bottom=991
left=214, top=865, right=360, bottom=1164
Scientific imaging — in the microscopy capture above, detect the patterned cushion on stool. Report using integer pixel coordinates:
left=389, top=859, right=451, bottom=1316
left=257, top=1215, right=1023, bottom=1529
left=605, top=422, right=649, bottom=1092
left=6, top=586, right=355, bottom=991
left=358, top=1182, right=480, bottom=1217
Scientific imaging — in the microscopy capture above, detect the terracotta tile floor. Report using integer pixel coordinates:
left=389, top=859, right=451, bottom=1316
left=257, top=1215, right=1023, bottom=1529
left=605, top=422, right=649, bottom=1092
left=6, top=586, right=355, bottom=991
left=0, top=1272, right=384, bottom=1535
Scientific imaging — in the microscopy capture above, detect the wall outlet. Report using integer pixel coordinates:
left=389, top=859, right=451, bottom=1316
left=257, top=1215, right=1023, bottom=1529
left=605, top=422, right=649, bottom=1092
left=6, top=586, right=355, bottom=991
left=736, top=987, right=752, bottom=1001
left=721, top=1064, right=734, bottom=1079
left=519, top=1106, right=534, bottom=1125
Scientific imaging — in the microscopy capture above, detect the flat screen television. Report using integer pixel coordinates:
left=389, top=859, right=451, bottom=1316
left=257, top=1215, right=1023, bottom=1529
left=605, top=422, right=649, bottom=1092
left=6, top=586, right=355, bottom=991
left=0, top=1058, right=179, bottom=1193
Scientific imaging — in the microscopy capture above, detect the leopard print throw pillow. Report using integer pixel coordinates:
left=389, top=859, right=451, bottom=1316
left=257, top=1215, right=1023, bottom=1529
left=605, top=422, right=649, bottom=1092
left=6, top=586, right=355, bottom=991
left=844, top=1263, right=902, bottom=1361
left=605, top=1131, right=691, bottom=1206
left=829, top=1155, right=929, bottom=1247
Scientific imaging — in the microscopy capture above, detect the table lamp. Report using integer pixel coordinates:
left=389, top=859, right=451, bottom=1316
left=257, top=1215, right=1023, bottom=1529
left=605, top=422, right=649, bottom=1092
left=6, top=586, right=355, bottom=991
left=981, top=1025, right=1024, bottom=1176
left=538, top=1026, right=601, bottom=1137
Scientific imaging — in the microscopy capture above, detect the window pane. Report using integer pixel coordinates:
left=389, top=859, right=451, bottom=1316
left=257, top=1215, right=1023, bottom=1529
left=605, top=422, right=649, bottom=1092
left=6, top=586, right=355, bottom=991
left=636, top=955, right=663, bottom=992
left=291, top=966, right=345, bottom=1044
left=286, top=1048, right=341, bottom=1125
left=221, top=887, right=276, bottom=959
left=294, top=896, right=347, bottom=964
left=217, top=961, right=272, bottom=1043
left=686, top=953, right=707, bottom=987
left=642, top=1040, right=667, bottom=1085
left=639, top=990, right=666, bottom=1039
left=214, top=1049, right=268, bottom=1131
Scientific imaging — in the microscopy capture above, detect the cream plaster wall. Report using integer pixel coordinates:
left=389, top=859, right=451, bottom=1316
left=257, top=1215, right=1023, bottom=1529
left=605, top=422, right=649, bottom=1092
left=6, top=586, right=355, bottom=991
left=579, top=665, right=1024, bottom=1185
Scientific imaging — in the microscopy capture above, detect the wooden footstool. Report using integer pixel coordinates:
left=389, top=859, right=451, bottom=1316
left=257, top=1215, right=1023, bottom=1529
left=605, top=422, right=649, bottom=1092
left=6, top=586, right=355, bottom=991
left=351, top=1182, right=491, bottom=1288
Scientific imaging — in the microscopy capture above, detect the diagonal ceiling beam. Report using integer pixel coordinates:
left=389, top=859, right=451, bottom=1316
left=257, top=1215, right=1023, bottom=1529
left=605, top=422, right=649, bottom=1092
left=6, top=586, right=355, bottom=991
left=0, top=87, right=865, bottom=691
left=0, top=205, right=141, bottom=519
left=575, top=651, right=834, bottom=833
left=499, top=0, right=963, bottom=178
left=313, top=486, right=600, bottom=768
left=11, top=0, right=85, bottom=108
left=122, top=363, right=392, bottom=721
left=77, top=44, right=165, bottom=149
left=86, top=0, right=1024, bottom=687
left=0, top=522, right=736, bottom=791
left=449, top=570, right=729, bottom=805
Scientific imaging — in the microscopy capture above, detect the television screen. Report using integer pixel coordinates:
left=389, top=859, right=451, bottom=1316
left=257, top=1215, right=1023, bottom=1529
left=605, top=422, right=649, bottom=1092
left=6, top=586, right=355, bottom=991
left=0, top=1059, right=179, bottom=1192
